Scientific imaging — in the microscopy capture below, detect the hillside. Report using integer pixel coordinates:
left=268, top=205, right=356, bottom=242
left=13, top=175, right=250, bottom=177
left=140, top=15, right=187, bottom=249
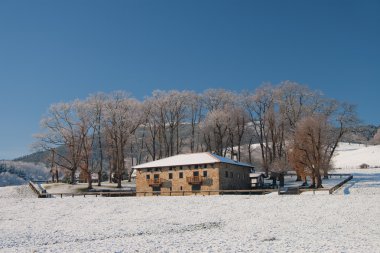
left=14, top=150, right=55, bottom=165
left=333, top=142, right=380, bottom=169
left=0, top=161, right=50, bottom=187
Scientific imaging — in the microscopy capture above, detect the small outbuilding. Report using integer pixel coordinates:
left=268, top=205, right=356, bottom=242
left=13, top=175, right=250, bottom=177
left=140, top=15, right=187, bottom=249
left=249, top=173, right=265, bottom=189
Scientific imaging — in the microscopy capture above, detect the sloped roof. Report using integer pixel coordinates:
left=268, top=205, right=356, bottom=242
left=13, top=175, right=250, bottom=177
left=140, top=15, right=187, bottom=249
left=132, top=152, right=254, bottom=169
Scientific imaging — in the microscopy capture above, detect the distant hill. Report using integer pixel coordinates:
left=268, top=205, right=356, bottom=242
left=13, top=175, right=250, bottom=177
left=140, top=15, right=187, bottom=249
left=342, top=124, right=379, bottom=143
left=0, top=160, right=50, bottom=187
left=333, top=142, right=380, bottom=169
left=13, top=150, right=51, bottom=165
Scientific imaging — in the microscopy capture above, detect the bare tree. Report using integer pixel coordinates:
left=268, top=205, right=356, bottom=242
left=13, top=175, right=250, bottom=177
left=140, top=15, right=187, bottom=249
left=291, top=115, right=334, bottom=188
left=36, top=102, right=84, bottom=184
left=202, top=89, right=235, bottom=111
left=87, top=93, right=107, bottom=186
left=243, top=84, right=275, bottom=176
left=75, top=100, right=97, bottom=189
left=201, top=108, right=234, bottom=156
left=323, top=102, right=359, bottom=178
left=184, top=91, right=204, bottom=153
left=146, top=90, right=188, bottom=158
left=371, top=128, right=380, bottom=145
left=103, top=92, right=143, bottom=188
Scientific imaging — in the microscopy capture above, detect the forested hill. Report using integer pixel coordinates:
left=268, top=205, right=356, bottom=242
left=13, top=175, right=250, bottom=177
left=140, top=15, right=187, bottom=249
left=0, top=161, right=50, bottom=187
left=13, top=150, right=51, bottom=165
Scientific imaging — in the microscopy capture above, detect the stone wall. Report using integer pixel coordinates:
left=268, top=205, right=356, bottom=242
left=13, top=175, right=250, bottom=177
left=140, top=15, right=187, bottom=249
left=218, top=163, right=251, bottom=190
left=136, top=162, right=251, bottom=196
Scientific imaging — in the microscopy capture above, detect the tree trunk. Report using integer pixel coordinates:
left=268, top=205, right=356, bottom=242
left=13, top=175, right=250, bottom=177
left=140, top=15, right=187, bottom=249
left=279, top=173, right=285, bottom=187
left=70, top=169, right=76, bottom=185
left=316, top=174, right=323, bottom=188
left=295, top=170, right=302, bottom=181
left=98, top=148, right=103, bottom=186
left=272, top=176, right=277, bottom=188
left=109, top=157, right=113, bottom=183
left=309, top=172, right=316, bottom=188
left=87, top=171, right=93, bottom=190
left=323, top=168, right=329, bottom=179
left=98, top=171, right=102, bottom=186
left=117, top=175, right=122, bottom=188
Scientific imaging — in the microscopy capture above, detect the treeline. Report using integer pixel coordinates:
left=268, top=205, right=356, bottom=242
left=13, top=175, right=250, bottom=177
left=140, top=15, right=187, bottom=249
left=35, top=81, right=359, bottom=189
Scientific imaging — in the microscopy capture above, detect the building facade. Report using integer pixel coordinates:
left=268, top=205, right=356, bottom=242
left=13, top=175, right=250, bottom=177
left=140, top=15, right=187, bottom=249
left=133, top=152, right=254, bottom=196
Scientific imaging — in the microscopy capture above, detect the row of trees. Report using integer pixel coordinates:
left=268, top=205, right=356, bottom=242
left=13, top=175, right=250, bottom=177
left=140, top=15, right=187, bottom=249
left=35, top=81, right=359, bottom=189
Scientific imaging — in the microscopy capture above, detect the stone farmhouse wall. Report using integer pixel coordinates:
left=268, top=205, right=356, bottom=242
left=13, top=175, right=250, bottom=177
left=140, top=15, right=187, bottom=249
left=136, top=162, right=251, bottom=196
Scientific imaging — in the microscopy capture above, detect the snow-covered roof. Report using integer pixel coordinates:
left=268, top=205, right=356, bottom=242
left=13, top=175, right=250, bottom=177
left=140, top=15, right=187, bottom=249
left=132, top=152, right=254, bottom=169
left=249, top=173, right=265, bottom=178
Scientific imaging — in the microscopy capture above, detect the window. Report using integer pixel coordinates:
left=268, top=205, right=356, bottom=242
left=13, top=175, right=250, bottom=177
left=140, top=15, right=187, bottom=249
left=195, top=165, right=199, bottom=169
left=155, top=168, right=159, bottom=172
left=203, top=164, right=208, bottom=168
left=225, top=171, right=228, bottom=178
left=169, top=173, right=173, bottom=179
left=180, top=186, right=183, bottom=191
left=169, top=167, right=173, bottom=171
left=179, top=166, right=183, bottom=170
left=146, top=175, right=150, bottom=180
left=179, top=172, right=183, bottom=179
left=147, top=168, right=152, bottom=172
left=170, top=187, right=172, bottom=191
left=230, top=172, right=234, bottom=178
left=203, top=171, right=208, bottom=177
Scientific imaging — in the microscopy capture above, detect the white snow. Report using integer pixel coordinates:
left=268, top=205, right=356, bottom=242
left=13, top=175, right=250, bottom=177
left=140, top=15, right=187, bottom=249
left=0, top=166, right=380, bottom=253
left=133, top=152, right=253, bottom=169
left=1, top=143, right=380, bottom=252
left=333, top=143, right=380, bottom=169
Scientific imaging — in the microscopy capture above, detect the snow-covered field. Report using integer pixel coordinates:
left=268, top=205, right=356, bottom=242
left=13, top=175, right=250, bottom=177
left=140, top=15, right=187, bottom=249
left=333, top=142, right=380, bottom=169
left=1, top=167, right=380, bottom=253
left=1, top=143, right=380, bottom=253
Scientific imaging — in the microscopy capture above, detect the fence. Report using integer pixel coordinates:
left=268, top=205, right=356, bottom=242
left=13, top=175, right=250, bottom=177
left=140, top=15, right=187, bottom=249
left=328, top=174, right=354, bottom=194
left=29, top=181, right=49, bottom=198
left=29, top=173, right=353, bottom=198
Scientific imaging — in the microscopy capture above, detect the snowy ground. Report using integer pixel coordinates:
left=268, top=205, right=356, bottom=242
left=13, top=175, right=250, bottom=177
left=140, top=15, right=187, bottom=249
left=333, top=142, right=380, bottom=169
left=1, top=167, right=380, bottom=253
left=42, top=181, right=136, bottom=194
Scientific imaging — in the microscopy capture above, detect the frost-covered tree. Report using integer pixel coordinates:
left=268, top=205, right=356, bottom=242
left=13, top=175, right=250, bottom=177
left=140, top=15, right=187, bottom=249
left=36, top=102, right=84, bottom=184
left=290, top=115, right=335, bottom=188
left=103, top=92, right=143, bottom=188
left=371, top=128, right=380, bottom=145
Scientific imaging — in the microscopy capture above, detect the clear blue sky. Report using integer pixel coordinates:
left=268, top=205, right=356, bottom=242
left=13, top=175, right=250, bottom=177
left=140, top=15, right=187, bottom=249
left=0, top=0, right=379, bottom=159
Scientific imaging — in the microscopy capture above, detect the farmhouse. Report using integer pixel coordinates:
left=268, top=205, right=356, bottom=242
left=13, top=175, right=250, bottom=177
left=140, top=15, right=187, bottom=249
left=133, top=152, right=254, bottom=196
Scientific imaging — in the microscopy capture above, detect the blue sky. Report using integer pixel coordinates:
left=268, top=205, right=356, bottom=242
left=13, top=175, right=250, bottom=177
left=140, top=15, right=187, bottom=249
left=0, top=0, right=379, bottom=159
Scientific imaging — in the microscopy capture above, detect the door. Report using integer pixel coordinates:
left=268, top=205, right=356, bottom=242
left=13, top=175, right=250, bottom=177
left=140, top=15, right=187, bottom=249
left=152, top=174, right=161, bottom=193
left=192, top=184, right=201, bottom=191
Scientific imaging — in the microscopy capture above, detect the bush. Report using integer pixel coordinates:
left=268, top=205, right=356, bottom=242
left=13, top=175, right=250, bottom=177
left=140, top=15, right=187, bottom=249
left=360, top=163, right=370, bottom=169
